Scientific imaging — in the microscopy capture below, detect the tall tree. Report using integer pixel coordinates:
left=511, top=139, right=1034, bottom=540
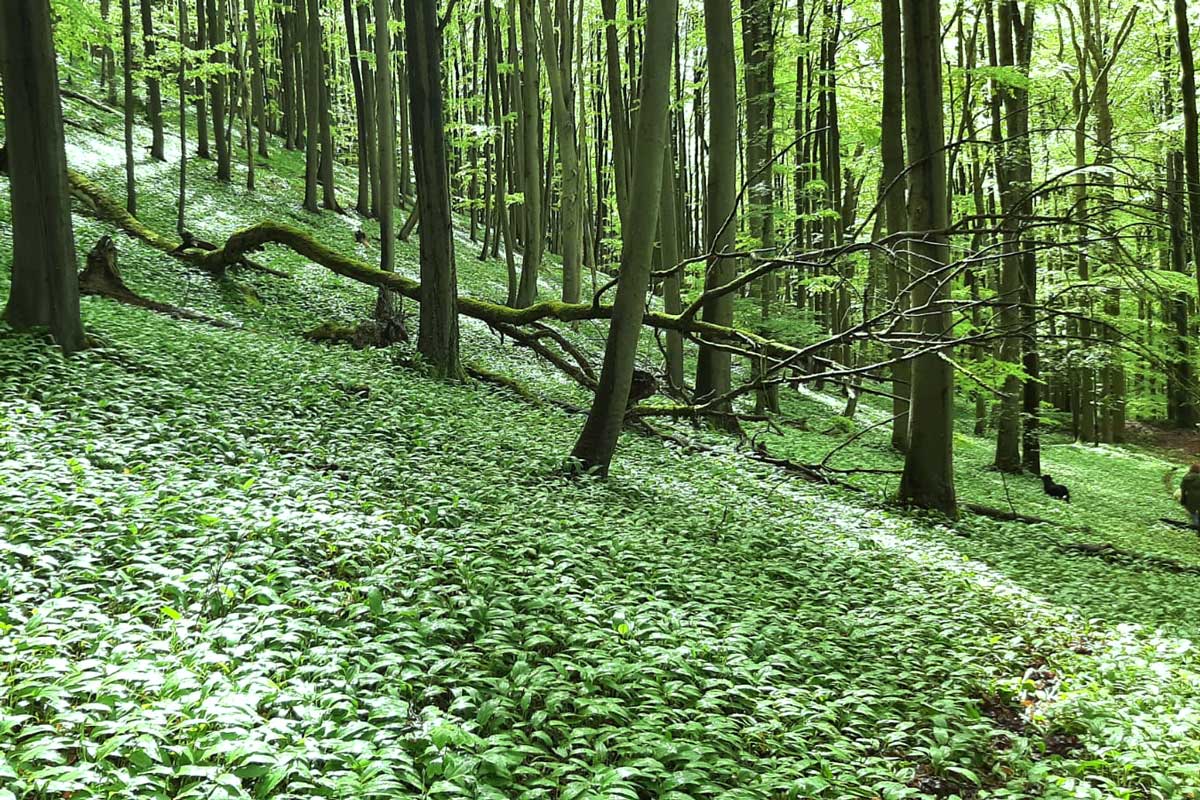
left=122, top=0, right=137, bottom=214
left=405, top=0, right=462, bottom=379
left=206, top=0, right=230, bottom=182
left=897, top=0, right=956, bottom=515
left=141, top=0, right=165, bottom=160
left=373, top=0, right=397, bottom=321
left=537, top=0, right=584, bottom=303
left=570, top=0, right=678, bottom=474
left=177, top=0, right=188, bottom=234
left=246, top=0, right=267, bottom=158
left=0, top=0, right=86, bottom=353
left=880, top=0, right=908, bottom=451
left=515, top=0, right=545, bottom=307
left=693, top=0, right=740, bottom=431
left=300, top=0, right=320, bottom=211
left=1176, top=0, right=1200, bottom=304
left=741, top=0, right=780, bottom=414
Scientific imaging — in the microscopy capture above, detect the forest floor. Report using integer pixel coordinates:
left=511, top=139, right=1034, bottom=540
left=4, top=87, right=1200, bottom=800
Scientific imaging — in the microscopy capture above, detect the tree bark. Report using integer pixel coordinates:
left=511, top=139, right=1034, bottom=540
left=405, top=0, right=462, bottom=380
left=207, top=0, right=231, bottom=182
left=694, top=0, right=740, bottom=432
left=374, top=0, right=397, bottom=319
left=122, top=0, right=137, bottom=214
left=0, top=0, right=86, bottom=353
left=300, top=0, right=320, bottom=210
left=898, top=0, right=957, bottom=515
left=537, top=0, right=584, bottom=303
left=141, top=0, right=165, bottom=160
left=881, top=0, right=909, bottom=451
left=515, top=0, right=545, bottom=307
left=570, top=0, right=678, bottom=473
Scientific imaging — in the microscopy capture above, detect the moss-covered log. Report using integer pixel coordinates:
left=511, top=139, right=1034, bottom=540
left=61, top=169, right=820, bottom=368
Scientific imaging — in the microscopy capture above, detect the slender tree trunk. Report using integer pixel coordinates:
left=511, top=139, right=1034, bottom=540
left=881, top=0, right=908, bottom=450
left=661, top=142, right=685, bottom=392
left=101, top=0, right=119, bottom=105
left=357, top=2, right=380, bottom=215
left=898, top=0, right=956, bottom=516
left=280, top=6, right=297, bottom=149
left=742, top=0, right=780, bottom=414
left=122, top=0, right=137, bottom=214
left=570, top=0, right=677, bottom=474
left=178, top=0, right=189, bottom=234
left=0, top=0, right=86, bottom=353
left=141, top=0, right=165, bottom=160
left=515, top=0, right=545, bottom=307
left=301, top=0, right=320, bottom=210
left=207, top=0, right=230, bottom=182
left=374, top=0, right=397, bottom=318
left=600, top=0, right=631, bottom=227
left=345, top=0, right=371, bottom=215
left=694, top=0, right=740, bottom=432
left=1177, top=0, right=1200, bottom=305
left=405, top=0, right=462, bottom=379
left=195, top=0, right=210, bottom=158
left=537, top=0, right=584, bottom=303
left=247, top=0, right=267, bottom=158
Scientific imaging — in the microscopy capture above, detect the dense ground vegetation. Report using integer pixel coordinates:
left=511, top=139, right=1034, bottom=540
left=12, top=0, right=1200, bottom=796
left=6, top=84, right=1200, bottom=800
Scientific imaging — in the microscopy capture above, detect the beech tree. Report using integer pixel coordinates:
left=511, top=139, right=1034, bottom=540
left=0, top=0, right=86, bottom=353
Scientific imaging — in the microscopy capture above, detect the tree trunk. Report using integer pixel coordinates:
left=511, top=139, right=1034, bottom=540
left=898, top=0, right=957, bottom=516
left=374, top=0, right=397, bottom=319
left=600, top=0, right=631, bottom=227
left=195, top=0, right=210, bottom=158
left=742, top=0, right=780, bottom=414
left=345, top=0, right=371, bottom=215
left=141, top=0, right=165, bottom=160
left=300, top=0, right=320, bottom=210
left=405, top=0, right=462, bottom=380
left=537, top=0, right=584, bottom=303
left=122, top=0, right=137, bottom=214
left=356, top=2, right=380, bottom=215
left=570, top=0, right=677, bottom=474
left=515, top=0, right=545, bottom=307
left=247, top=0, right=267, bottom=158
left=694, top=0, right=740, bottom=433
left=178, top=0, right=188, bottom=234
left=881, top=0, right=908, bottom=451
left=0, top=0, right=86, bottom=353
left=207, top=0, right=230, bottom=182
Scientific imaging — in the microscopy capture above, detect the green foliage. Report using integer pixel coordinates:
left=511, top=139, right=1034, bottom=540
left=7, top=64, right=1200, bottom=800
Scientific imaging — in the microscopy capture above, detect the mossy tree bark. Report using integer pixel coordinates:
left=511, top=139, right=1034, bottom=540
left=405, top=0, right=462, bottom=380
left=897, top=0, right=957, bottom=516
left=569, top=0, right=678, bottom=473
left=0, top=0, right=86, bottom=353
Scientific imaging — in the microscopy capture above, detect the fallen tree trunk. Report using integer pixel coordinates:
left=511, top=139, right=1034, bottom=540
left=59, top=167, right=821, bottom=369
